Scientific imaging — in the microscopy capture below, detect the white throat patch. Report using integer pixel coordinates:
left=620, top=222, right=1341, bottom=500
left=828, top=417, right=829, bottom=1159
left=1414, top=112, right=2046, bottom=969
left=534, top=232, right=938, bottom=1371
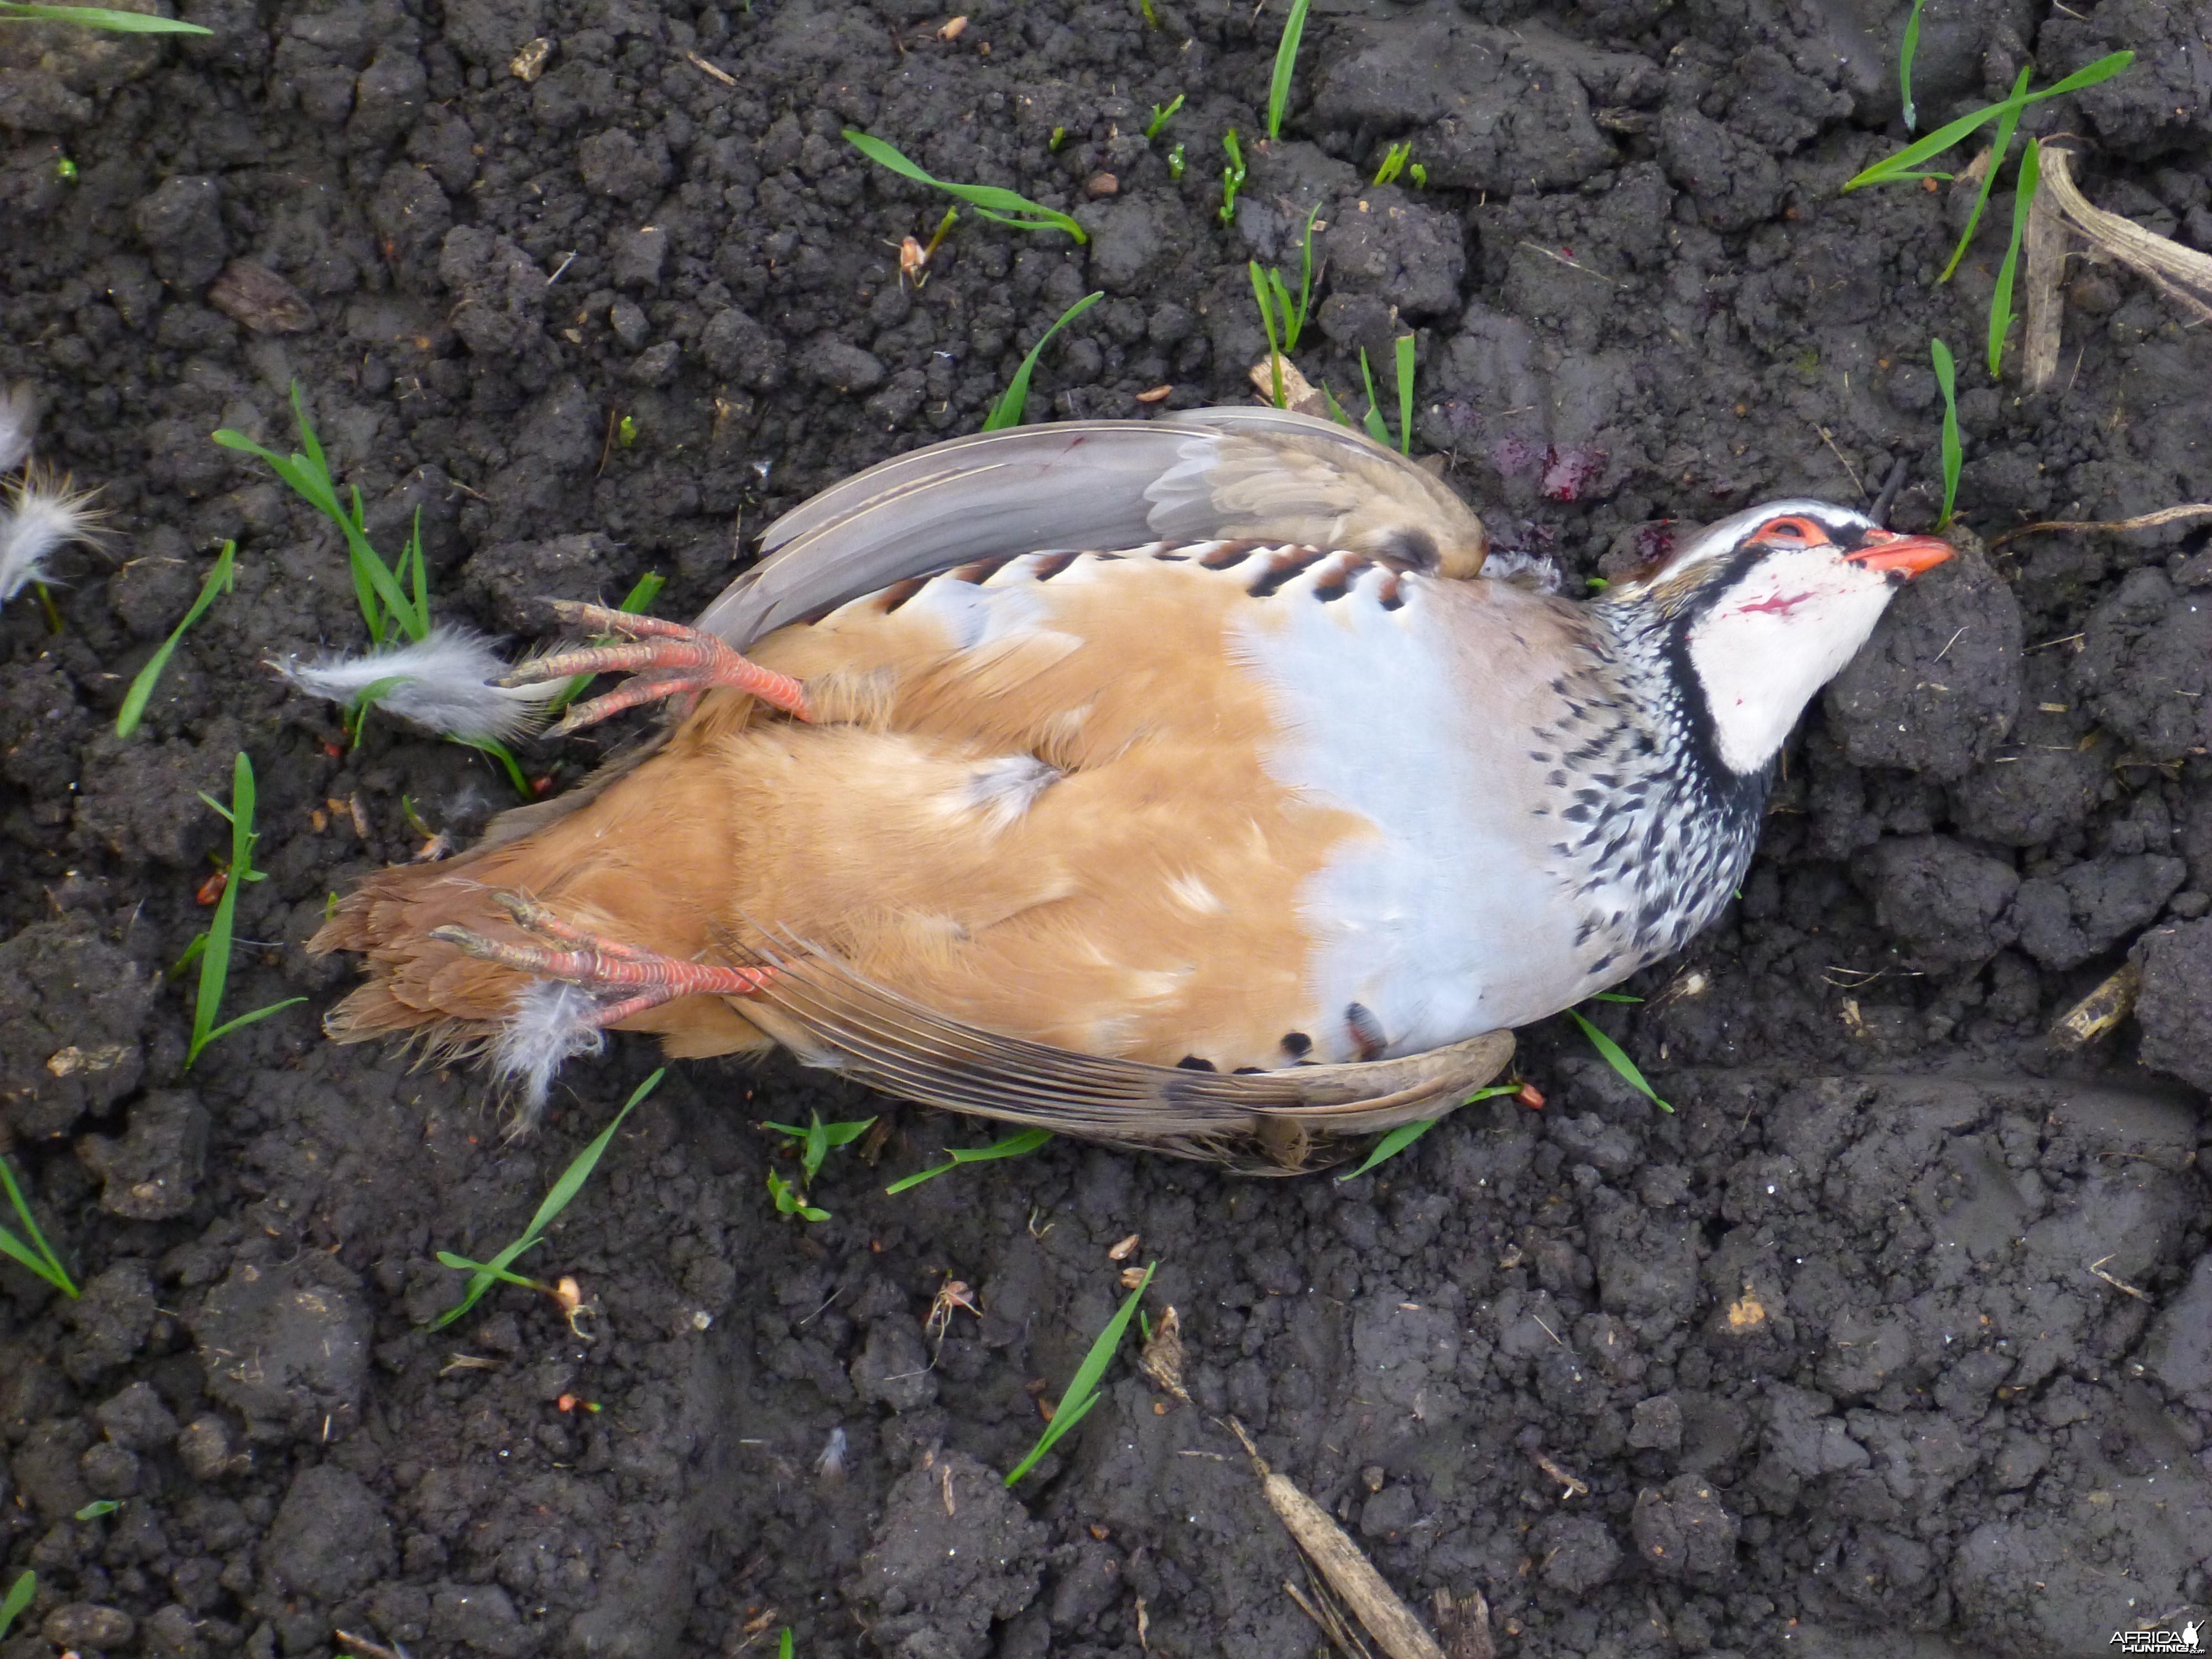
left=1684, top=546, right=1900, bottom=774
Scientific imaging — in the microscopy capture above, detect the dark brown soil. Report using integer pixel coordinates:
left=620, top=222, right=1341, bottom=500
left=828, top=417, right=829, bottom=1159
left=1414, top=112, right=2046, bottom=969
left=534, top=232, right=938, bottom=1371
left=4, top=1, right=2211, bottom=1656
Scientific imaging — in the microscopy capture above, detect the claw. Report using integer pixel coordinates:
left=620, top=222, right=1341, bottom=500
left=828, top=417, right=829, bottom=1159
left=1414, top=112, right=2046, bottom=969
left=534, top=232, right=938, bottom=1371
left=505, top=601, right=810, bottom=735
left=431, top=893, right=775, bottom=1024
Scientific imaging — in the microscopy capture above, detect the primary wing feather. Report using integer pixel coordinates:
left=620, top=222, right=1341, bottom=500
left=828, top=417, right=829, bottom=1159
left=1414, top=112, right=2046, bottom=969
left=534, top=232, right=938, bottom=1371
left=692, top=408, right=1485, bottom=648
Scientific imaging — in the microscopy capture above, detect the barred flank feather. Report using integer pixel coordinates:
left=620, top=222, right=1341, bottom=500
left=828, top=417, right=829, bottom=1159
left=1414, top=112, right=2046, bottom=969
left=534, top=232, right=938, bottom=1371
left=278, top=625, right=561, bottom=742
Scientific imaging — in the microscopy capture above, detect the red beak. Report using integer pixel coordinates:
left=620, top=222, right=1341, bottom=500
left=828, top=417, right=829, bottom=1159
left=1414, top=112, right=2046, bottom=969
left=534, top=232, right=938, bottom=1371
left=1846, top=528, right=1953, bottom=578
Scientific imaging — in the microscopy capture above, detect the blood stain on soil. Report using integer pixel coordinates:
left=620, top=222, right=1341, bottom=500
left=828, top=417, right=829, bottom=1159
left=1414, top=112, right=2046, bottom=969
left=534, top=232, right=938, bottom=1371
left=3, top=0, right=2211, bottom=1656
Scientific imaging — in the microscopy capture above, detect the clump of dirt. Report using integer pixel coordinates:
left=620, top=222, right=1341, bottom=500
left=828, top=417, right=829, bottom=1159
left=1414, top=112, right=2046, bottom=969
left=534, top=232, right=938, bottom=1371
left=4, top=0, right=2210, bottom=1656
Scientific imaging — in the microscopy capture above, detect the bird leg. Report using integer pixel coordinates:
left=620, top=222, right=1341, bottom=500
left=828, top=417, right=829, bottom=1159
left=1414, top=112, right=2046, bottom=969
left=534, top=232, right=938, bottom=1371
left=502, top=600, right=811, bottom=736
left=430, top=893, right=775, bottom=1025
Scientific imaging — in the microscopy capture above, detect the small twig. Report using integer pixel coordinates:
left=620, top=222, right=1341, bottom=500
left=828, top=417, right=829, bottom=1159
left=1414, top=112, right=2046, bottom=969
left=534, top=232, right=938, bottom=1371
left=335, top=1632, right=410, bottom=1659
left=1517, top=241, right=1615, bottom=284
left=2087, top=1255, right=2150, bottom=1301
left=1990, top=503, right=2212, bottom=549
left=1815, top=427, right=1866, bottom=501
left=1528, top=1449, right=1588, bottom=1499
left=1932, top=625, right=1968, bottom=662
left=686, top=50, right=737, bottom=85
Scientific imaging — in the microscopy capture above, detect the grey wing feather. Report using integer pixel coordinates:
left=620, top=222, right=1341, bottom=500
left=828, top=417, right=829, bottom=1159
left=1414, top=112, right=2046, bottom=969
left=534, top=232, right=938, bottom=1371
left=692, top=408, right=1486, bottom=647
left=737, top=935, right=1515, bottom=1172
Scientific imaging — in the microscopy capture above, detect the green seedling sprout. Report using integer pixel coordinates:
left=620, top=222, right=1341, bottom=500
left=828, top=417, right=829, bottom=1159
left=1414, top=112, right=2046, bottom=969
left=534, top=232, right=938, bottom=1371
left=186, top=753, right=306, bottom=1069
left=1841, top=51, right=2131, bottom=192
left=216, top=385, right=426, bottom=645
left=1987, top=137, right=2041, bottom=375
left=1408, top=161, right=1427, bottom=189
left=1145, top=94, right=1184, bottom=140
left=544, top=571, right=665, bottom=717
left=1, top=1155, right=78, bottom=1298
left=1566, top=1006, right=1672, bottom=1113
left=885, top=1126, right=1052, bottom=1194
left=75, top=1500, right=120, bottom=1520
left=844, top=130, right=1087, bottom=242
left=216, top=387, right=529, bottom=792
left=1372, top=140, right=1411, bottom=186
left=1049, top=126, right=1067, bottom=152
left=779, top=1632, right=794, bottom=1659
left=1938, top=64, right=2030, bottom=281
left=1898, top=0, right=1924, bottom=133
left=1005, top=1260, right=1156, bottom=1485
left=0, top=2, right=209, bottom=30
left=1137, top=0, right=1156, bottom=27
left=760, top=1110, right=876, bottom=1219
left=982, top=290, right=1104, bottom=431
left=768, top=1170, right=829, bottom=1223
left=1336, top=1085, right=1520, bottom=1181
left=0, top=1572, right=34, bottom=1641
left=1266, top=0, right=1311, bottom=142
left=116, top=539, right=233, bottom=738
left=1167, top=143, right=1185, bottom=182
left=1219, top=129, right=1246, bottom=225
left=1929, top=337, right=1961, bottom=529
left=431, top=1067, right=664, bottom=1328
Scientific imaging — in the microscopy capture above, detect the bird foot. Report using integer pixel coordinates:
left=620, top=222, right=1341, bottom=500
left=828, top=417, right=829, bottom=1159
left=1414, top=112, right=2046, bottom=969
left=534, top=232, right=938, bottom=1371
left=430, top=893, right=775, bottom=1024
left=503, top=600, right=811, bottom=737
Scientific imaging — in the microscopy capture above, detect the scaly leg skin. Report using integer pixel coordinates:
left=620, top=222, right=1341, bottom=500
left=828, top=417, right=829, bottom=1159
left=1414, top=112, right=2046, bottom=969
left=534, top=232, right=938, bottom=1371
left=430, top=893, right=776, bottom=1026
left=503, top=600, right=811, bottom=737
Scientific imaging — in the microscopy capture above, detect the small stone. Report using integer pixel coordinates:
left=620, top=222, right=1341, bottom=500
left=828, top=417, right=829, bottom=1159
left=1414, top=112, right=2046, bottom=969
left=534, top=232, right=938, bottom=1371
left=1085, top=171, right=1118, bottom=196
left=44, top=1604, right=137, bottom=1651
left=177, top=1414, right=236, bottom=1481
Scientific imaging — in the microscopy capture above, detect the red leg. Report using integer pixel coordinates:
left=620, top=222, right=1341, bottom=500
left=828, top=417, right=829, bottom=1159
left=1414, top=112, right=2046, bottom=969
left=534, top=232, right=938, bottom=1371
left=429, top=893, right=774, bottom=1026
left=504, top=600, right=811, bottom=736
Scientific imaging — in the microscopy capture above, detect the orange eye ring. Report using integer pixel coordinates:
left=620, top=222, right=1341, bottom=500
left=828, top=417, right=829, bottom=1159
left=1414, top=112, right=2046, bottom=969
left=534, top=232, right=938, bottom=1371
left=1752, top=515, right=1828, bottom=546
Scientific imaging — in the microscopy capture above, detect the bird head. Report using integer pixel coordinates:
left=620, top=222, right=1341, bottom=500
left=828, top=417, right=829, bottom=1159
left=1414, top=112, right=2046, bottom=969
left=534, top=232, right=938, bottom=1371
left=1602, top=500, right=1953, bottom=778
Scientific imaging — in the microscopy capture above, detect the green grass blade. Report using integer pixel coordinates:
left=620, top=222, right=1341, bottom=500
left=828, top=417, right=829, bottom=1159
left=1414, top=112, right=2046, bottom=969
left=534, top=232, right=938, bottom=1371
left=0, top=1572, right=35, bottom=1641
left=1145, top=93, right=1183, bottom=140
left=431, top=1067, right=664, bottom=1329
left=981, top=290, right=1103, bottom=430
left=1843, top=50, right=2131, bottom=192
left=1987, top=137, right=2040, bottom=376
left=186, top=753, right=254, bottom=1068
left=1898, top=0, right=1924, bottom=133
left=0, top=3, right=211, bottom=29
left=453, top=735, right=531, bottom=799
left=0, top=1155, right=77, bottom=1297
left=1249, top=262, right=1284, bottom=408
left=1939, top=65, right=2031, bottom=282
left=1266, top=0, right=1312, bottom=141
left=1336, top=1084, right=1519, bottom=1181
left=779, top=1631, right=794, bottom=1659
left=435, top=1251, right=545, bottom=1291
left=199, top=997, right=307, bottom=1046
left=1566, top=1008, right=1673, bottom=1113
left=1394, top=332, right=1415, bottom=455
left=844, top=131, right=1086, bottom=241
left=885, top=1126, right=1052, bottom=1194
left=1930, top=336, right=1960, bottom=529
left=116, top=540, right=234, bottom=738
left=1357, top=348, right=1389, bottom=446
left=1005, top=1260, right=1155, bottom=1485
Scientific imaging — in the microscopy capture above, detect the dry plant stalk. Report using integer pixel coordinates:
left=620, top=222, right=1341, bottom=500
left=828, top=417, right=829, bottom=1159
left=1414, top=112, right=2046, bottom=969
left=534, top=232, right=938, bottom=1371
left=1226, top=1418, right=1446, bottom=1659
left=2049, top=959, right=2140, bottom=1049
left=1989, top=502, right=2212, bottom=549
left=2026, top=142, right=2212, bottom=392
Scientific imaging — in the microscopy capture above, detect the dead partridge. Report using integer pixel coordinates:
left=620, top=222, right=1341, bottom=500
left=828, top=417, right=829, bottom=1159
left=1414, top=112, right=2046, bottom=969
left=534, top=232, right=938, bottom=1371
left=312, top=409, right=1949, bottom=1170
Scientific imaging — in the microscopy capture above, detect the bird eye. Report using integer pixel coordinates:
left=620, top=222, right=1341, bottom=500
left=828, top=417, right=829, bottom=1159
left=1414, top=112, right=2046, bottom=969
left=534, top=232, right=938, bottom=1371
left=1756, top=516, right=1822, bottom=544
